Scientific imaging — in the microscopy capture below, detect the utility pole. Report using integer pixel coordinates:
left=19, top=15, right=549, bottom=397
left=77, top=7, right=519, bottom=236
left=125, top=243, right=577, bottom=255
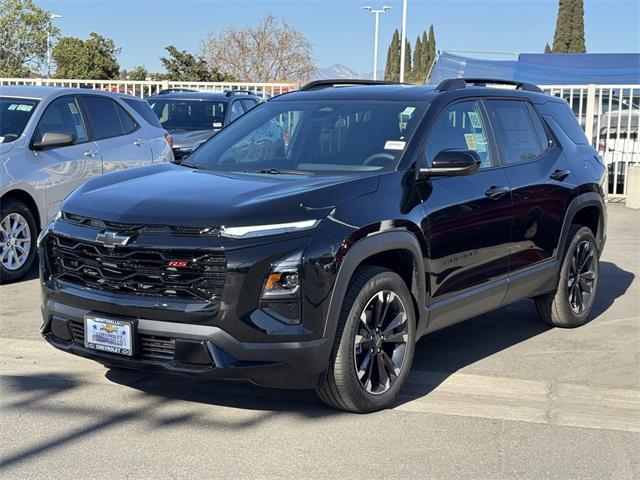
left=46, top=13, right=62, bottom=78
left=399, top=0, right=407, bottom=82
left=362, top=5, right=392, bottom=80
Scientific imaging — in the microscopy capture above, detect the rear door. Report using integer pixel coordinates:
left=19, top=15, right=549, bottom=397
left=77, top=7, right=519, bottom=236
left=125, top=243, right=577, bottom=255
left=421, top=99, right=512, bottom=328
left=28, top=95, right=102, bottom=219
left=483, top=98, right=573, bottom=302
left=80, top=95, right=152, bottom=174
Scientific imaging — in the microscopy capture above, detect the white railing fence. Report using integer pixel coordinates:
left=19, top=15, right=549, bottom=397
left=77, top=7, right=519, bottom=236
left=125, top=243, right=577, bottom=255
left=1, top=78, right=638, bottom=197
left=0, top=78, right=299, bottom=99
left=541, top=84, right=639, bottom=198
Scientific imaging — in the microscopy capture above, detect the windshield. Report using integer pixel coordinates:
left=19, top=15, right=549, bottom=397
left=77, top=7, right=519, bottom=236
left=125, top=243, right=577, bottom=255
left=148, top=99, right=226, bottom=131
left=183, top=100, right=427, bottom=173
left=0, top=97, right=39, bottom=143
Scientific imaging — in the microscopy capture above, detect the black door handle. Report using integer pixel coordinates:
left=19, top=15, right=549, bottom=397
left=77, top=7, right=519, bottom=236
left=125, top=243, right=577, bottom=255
left=550, top=169, right=571, bottom=181
left=485, top=185, right=510, bottom=199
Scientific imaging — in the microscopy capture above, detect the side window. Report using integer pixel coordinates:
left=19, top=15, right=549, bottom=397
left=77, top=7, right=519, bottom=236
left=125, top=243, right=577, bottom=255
left=34, top=96, right=88, bottom=145
left=485, top=100, right=544, bottom=164
left=241, top=99, right=258, bottom=111
left=425, top=100, right=494, bottom=169
left=82, top=96, right=124, bottom=140
left=528, top=104, right=552, bottom=151
left=229, top=101, right=245, bottom=122
left=114, top=102, right=138, bottom=134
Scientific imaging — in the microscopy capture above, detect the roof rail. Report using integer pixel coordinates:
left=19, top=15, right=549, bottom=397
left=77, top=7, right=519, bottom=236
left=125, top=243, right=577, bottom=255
left=224, top=90, right=256, bottom=97
left=300, top=79, right=403, bottom=91
left=435, top=78, right=543, bottom=94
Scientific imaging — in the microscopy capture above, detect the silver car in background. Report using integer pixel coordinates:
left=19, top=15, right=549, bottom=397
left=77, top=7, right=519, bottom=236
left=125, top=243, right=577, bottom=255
left=0, top=86, right=174, bottom=282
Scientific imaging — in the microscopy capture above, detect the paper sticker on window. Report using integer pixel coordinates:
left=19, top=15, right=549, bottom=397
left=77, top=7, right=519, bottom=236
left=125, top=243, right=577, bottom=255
left=384, top=140, right=406, bottom=151
left=464, top=134, right=477, bottom=150
left=473, top=133, right=487, bottom=152
left=401, top=106, right=416, bottom=117
left=213, top=122, right=223, bottom=128
left=17, top=104, right=33, bottom=112
left=68, top=103, right=78, bottom=114
left=468, top=112, right=482, bottom=129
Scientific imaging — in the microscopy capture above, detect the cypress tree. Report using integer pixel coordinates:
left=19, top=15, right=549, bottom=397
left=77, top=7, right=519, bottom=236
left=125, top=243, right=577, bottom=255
left=421, top=30, right=429, bottom=82
left=544, top=43, right=552, bottom=53
left=413, top=36, right=423, bottom=82
left=569, top=0, right=586, bottom=52
left=403, top=39, right=412, bottom=83
left=384, top=29, right=401, bottom=82
left=426, top=25, right=436, bottom=80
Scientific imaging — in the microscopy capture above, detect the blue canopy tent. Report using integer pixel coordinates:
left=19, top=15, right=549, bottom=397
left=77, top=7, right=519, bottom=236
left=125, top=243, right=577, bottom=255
left=429, top=52, right=640, bottom=85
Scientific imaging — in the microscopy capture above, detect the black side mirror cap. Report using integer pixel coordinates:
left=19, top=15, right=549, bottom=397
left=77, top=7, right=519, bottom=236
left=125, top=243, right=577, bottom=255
left=32, top=132, right=75, bottom=150
left=419, top=149, right=481, bottom=177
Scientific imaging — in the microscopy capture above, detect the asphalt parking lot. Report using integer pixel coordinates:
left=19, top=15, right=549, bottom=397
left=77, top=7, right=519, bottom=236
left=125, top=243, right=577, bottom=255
left=0, top=204, right=638, bottom=479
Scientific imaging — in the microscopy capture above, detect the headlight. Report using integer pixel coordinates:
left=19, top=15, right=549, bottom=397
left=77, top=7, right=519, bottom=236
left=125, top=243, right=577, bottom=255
left=261, top=250, right=302, bottom=299
left=36, top=210, right=62, bottom=248
left=222, top=219, right=319, bottom=239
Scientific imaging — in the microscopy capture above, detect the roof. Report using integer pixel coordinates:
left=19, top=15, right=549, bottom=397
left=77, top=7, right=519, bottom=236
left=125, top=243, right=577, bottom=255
left=431, top=52, right=640, bottom=85
left=147, top=91, right=260, bottom=101
left=274, top=84, right=439, bottom=102
left=0, top=85, right=137, bottom=101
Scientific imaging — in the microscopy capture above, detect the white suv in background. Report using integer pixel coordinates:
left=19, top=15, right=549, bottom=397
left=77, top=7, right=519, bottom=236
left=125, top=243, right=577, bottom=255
left=0, top=86, right=174, bottom=282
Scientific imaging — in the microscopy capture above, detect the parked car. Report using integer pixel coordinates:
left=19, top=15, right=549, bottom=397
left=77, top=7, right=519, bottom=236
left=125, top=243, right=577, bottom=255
left=40, top=78, right=606, bottom=413
left=0, top=86, right=173, bottom=282
left=147, top=90, right=262, bottom=162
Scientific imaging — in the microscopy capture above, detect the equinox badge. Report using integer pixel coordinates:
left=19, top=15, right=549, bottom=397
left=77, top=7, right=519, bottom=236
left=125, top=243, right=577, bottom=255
left=95, top=231, right=132, bottom=248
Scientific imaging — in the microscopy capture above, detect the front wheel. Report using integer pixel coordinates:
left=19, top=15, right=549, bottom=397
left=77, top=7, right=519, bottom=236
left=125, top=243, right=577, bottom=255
left=316, top=266, right=416, bottom=413
left=535, top=225, right=599, bottom=327
left=0, top=200, right=37, bottom=284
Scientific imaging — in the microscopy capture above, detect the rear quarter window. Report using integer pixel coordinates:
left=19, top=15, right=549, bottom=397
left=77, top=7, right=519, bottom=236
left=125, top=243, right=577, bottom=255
left=123, top=98, right=163, bottom=128
left=538, top=100, right=588, bottom=145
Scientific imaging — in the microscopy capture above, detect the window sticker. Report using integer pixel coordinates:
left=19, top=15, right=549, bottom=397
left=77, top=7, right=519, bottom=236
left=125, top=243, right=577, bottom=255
left=468, top=111, right=482, bottom=129
left=7, top=104, right=17, bottom=110
left=213, top=122, right=223, bottom=128
left=384, top=140, right=406, bottom=151
left=401, top=106, right=416, bottom=117
left=68, top=103, right=78, bottom=114
left=17, top=104, right=33, bottom=112
left=464, top=133, right=477, bottom=150
left=473, top=133, right=487, bottom=152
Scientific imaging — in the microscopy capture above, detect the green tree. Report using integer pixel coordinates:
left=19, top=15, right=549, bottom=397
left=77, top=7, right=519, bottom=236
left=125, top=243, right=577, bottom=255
left=412, top=35, right=422, bottom=83
left=128, top=65, right=148, bottom=81
left=53, top=33, right=120, bottom=79
left=552, top=0, right=586, bottom=53
left=403, top=39, right=412, bottom=82
left=157, top=45, right=230, bottom=82
left=426, top=25, right=436, bottom=80
left=544, top=43, right=552, bottom=54
left=0, top=0, right=59, bottom=77
left=420, top=30, right=429, bottom=82
left=384, top=29, right=401, bottom=82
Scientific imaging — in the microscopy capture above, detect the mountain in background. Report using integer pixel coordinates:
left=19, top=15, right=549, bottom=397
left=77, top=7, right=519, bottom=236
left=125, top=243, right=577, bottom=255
left=311, top=63, right=384, bottom=80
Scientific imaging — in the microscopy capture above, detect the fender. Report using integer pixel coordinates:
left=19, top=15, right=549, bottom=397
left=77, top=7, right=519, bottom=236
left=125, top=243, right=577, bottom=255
left=555, top=191, right=606, bottom=261
left=323, top=229, right=427, bottom=344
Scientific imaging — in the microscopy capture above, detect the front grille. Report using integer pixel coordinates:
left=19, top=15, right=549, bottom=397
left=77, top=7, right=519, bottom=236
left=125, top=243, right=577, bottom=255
left=62, top=213, right=222, bottom=236
left=68, top=319, right=175, bottom=361
left=47, top=234, right=226, bottom=301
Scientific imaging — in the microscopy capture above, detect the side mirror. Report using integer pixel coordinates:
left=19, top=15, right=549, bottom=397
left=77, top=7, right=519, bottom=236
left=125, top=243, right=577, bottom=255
left=419, top=149, right=481, bottom=177
left=32, top=132, right=75, bottom=150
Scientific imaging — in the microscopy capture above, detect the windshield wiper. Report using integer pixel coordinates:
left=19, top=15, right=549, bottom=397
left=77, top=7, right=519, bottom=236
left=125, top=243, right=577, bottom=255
left=251, top=168, right=312, bottom=176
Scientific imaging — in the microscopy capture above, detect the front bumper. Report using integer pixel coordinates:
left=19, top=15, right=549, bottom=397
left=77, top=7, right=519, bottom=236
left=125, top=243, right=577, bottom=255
left=42, top=297, right=331, bottom=389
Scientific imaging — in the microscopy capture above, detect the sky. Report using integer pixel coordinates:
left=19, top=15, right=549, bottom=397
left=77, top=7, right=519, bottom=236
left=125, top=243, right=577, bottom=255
left=38, top=0, right=640, bottom=75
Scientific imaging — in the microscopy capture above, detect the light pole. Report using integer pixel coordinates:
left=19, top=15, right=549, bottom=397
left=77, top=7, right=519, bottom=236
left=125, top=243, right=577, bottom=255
left=362, top=5, right=391, bottom=80
left=399, top=0, right=407, bottom=82
left=46, top=13, right=62, bottom=78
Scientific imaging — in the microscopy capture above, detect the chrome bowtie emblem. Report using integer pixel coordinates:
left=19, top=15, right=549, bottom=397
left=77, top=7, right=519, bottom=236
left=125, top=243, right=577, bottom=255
left=95, top=230, right=132, bottom=248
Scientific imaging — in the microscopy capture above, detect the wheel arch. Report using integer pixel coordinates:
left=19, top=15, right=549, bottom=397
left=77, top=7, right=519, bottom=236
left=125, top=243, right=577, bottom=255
left=323, top=230, right=427, bottom=343
left=557, top=192, right=605, bottom=260
left=1, top=188, right=42, bottom=231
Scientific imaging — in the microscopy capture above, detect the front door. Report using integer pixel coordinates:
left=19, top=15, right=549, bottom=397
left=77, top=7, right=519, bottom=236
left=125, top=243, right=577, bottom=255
left=29, top=95, right=102, bottom=220
left=420, top=99, right=512, bottom=330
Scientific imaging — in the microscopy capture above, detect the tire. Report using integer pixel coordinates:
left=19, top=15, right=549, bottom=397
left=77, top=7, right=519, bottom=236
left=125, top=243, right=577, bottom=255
left=316, top=266, right=416, bottom=413
left=0, top=199, right=38, bottom=284
left=535, top=225, right=599, bottom=328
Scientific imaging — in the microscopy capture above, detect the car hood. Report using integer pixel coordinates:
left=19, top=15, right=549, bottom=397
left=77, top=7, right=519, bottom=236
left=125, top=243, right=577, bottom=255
left=170, top=130, right=218, bottom=148
left=63, top=163, right=380, bottom=227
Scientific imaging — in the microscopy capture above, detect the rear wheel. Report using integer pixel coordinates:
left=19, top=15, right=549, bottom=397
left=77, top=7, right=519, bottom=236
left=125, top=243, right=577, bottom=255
left=316, top=266, right=416, bottom=413
left=0, top=200, right=37, bottom=284
left=535, top=226, right=599, bottom=327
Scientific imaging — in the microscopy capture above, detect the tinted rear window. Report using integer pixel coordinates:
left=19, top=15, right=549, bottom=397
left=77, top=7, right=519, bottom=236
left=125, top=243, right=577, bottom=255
left=82, top=96, right=123, bottom=139
left=123, top=98, right=162, bottom=128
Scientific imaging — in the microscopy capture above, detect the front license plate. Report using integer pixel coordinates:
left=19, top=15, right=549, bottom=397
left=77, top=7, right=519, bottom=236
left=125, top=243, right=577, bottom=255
left=85, top=315, right=133, bottom=356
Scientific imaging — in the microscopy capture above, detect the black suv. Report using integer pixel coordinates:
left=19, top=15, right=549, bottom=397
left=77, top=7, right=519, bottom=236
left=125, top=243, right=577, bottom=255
left=40, top=78, right=606, bottom=413
left=146, top=90, right=262, bottom=162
